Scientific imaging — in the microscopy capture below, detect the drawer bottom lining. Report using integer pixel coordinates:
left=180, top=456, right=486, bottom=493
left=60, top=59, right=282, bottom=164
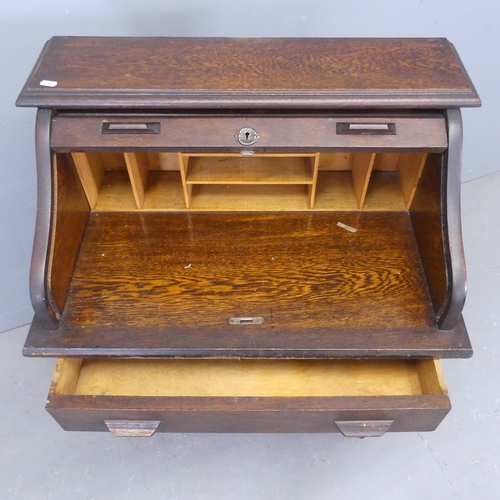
left=53, top=358, right=447, bottom=398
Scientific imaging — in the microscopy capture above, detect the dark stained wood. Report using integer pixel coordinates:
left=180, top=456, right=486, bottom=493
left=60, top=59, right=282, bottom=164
left=46, top=356, right=451, bottom=433
left=410, top=110, right=466, bottom=331
left=410, top=153, right=448, bottom=319
left=30, top=109, right=59, bottom=329
left=23, top=312, right=472, bottom=358
left=50, top=114, right=448, bottom=152
left=23, top=212, right=472, bottom=358
left=48, top=153, right=90, bottom=314
left=438, top=109, right=467, bottom=330
left=19, top=38, right=480, bottom=436
left=16, top=37, right=480, bottom=109
left=46, top=395, right=450, bottom=433
left=62, top=212, right=435, bottom=328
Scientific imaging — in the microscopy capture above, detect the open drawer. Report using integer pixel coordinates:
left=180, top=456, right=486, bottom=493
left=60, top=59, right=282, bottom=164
left=47, top=358, right=451, bottom=436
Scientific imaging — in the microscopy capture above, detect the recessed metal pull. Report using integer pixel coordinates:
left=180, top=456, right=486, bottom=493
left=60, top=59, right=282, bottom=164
left=336, top=122, right=396, bottom=135
left=229, top=317, right=264, bottom=325
left=101, top=122, right=161, bottom=134
left=104, top=420, right=161, bottom=437
left=335, top=420, right=394, bottom=438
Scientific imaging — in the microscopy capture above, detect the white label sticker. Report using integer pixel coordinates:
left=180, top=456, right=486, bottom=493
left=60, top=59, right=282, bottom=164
left=337, top=222, right=358, bottom=233
left=40, top=80, right=58, bottom=87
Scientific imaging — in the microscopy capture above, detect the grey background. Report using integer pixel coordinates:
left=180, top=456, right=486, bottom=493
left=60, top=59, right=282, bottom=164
left=0, top=2, right=499, bottom=498
left=0, top=0, right=497, bottom=332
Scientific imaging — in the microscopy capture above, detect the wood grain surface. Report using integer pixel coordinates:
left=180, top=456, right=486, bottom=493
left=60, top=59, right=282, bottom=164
left=48, top=153, right=90, bottom=313
left=23, top=212, right=471, bottom=358
left=17, top=38, right=480, bottom=108
left=50, top=114, right=448, bottom=151
left=62, top=212, right=434, bottom=329
left=410, top=153, right=447, bottom=310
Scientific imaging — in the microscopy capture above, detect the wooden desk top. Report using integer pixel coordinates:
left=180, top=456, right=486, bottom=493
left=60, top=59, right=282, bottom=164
left=16, top=37, right=480, bottom=109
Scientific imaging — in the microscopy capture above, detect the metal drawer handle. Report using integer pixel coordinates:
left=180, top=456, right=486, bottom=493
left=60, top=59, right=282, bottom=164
left=336, top=122, right=396, bottom=135
left=104, top=420, right=161, bottom=437
left=335, top=420, right=394, bottom=437
left=101, top=122, right=161, bottom=134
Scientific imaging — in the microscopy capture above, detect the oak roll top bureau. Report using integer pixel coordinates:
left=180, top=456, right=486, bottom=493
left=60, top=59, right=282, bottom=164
left=16, top=37, right=480, bottom=437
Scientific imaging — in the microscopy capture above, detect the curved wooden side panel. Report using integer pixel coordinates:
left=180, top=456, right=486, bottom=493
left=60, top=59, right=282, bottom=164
left=30, top=109, right=59, bottom=328
left=409, top=110, right=466, bottom=331
left=410, top=153, right=448, bottom=318
left=437, top=109, right=467, bottom=330
left=30, top=110, right=91, bottom=329
left=48, top=153, right=91, bottom=314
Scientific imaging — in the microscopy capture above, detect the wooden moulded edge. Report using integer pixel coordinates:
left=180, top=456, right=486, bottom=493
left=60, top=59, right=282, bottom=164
left=24, top=315, right=472, bottom=358
left=16, top=38, right=481, bottom=110
left=16, top=88, right=482, bottom=110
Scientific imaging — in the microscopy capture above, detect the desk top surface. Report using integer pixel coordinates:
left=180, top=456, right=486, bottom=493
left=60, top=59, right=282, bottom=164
left=17, top=37, right=480, bottom=109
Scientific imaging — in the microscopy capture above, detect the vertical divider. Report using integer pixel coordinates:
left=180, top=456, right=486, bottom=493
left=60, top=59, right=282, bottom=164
left=71, top=153, right=104, bottom=209
left=351, top=152, right=376, bottom=209
left=397, top=153, right=428, bottom=208
left=124, top=153, right=148, bottom=209
left=307, top=153, right=320, bottom=209
left=178, top=153, right=192, bottom=208
left=54, top=358, right=83, bottom=395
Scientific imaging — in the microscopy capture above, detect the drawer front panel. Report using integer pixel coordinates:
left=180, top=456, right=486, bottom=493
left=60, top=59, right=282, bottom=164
left=51, top=115, right=447, bottom=151
left=47, top=395, right=450, bottom=435
left=46, top=357, right=451, bottom=435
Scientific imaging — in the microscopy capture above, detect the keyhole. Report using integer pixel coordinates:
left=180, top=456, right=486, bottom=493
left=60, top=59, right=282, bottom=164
left=236, top=127, right=259, bottom=145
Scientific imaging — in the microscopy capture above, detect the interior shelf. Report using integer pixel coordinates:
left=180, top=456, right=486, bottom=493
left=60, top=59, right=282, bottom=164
left=179, top=153, right=319, bottom=209
left=187, top=184, right=312, bottom=211
left=70, top=151, right=428, bottom=212
left=95, top=171, right=186, bottom=212
left=314, top=171, right=408, bottom=211
left=183, top=155, right=316, bottom=184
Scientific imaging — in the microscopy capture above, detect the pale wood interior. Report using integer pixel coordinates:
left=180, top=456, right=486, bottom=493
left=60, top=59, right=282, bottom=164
left=124, top=152, right=148, bottom=208
left=308, top=154, right=320, bottom=208
left=71, top=152, right=104, bottom=209
left=398, top=153, right=428, bottom=208
left=184, top=156, right=315, bottom=184
left=51, top=358, right=82, bottom=396
left=416, top=359, right=448, bottom=395
left=189, top=184, right=312, bottom=211
left=352, top=152, right=376, bottom=208
left=70, top=151, right=428, bottom=212
left=53, top=358, right=446, bottom=398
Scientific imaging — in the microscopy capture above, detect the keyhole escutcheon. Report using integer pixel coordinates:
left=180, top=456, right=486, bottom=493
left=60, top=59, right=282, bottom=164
left=236, top=127, right=260, bottom=146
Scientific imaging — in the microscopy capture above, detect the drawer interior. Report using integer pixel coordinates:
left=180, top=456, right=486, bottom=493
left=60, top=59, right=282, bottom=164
left=52, top=358, right=447, bottom=398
